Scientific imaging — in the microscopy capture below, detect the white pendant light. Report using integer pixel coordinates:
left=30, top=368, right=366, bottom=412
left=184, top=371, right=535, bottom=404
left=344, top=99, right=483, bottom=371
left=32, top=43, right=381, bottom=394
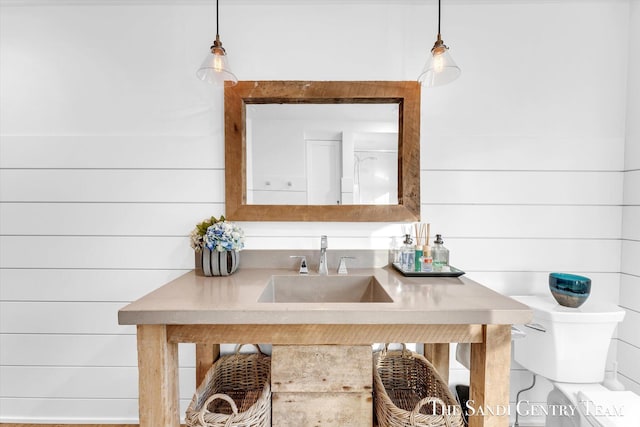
left=418, top=0, right=461, bottom=87
left=196, top=0, right=238, bottom=87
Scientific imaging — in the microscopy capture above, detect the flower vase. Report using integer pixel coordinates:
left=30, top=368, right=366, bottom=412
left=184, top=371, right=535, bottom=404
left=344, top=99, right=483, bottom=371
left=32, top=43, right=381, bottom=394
left=197, top=248, right=239, bottom=276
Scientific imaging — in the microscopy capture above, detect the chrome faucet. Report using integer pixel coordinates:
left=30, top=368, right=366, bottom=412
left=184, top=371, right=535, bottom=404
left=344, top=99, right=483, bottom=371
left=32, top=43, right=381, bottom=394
left=318, top=235, right=328, bottom=275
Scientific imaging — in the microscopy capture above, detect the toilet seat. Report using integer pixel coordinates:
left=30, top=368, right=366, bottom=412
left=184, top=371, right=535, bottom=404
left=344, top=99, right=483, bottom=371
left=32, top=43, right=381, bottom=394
left=553, top=383, right=640, bottom=427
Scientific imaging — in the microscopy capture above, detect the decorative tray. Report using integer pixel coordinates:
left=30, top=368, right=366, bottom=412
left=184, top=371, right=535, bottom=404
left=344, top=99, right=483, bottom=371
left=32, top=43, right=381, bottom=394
left=392, top=263, right=465, bottom=277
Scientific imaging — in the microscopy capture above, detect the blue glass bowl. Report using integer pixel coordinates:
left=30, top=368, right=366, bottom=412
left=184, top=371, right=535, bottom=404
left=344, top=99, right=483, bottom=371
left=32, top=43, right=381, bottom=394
left=549, top=272, right=591, bottom=308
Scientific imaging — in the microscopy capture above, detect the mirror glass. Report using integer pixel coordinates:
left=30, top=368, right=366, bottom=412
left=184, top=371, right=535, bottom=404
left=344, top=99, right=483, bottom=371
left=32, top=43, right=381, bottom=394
left=246, top=103, right=399, bottom=205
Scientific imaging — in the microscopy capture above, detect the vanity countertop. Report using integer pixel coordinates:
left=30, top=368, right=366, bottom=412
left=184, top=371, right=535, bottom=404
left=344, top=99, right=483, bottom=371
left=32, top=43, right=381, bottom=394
left=118, top=266, right=532, bottom=325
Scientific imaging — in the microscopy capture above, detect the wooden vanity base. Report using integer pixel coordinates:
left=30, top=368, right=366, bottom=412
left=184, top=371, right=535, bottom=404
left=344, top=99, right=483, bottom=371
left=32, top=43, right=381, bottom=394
left=135, top=323, right=511, bottom=427
left=272, top=345, right=372, bottom=426
left=273, top=392, right=373, bottom=426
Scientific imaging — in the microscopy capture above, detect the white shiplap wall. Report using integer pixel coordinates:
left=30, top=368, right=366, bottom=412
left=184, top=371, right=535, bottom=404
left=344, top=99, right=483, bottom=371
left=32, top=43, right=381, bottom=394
left=0, top=0, right=633, bottom=423
left=619, top=0, right=640, bottom=395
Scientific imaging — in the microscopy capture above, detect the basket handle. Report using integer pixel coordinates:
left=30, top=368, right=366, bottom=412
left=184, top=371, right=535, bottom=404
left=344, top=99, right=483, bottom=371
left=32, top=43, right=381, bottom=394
left=382, top=343, right=410, bottom=356
left=409, top=397, right=452, bottom=427
left=233, top=343, right=265, bottom=355
left=197, top=393, right=239, bottom=426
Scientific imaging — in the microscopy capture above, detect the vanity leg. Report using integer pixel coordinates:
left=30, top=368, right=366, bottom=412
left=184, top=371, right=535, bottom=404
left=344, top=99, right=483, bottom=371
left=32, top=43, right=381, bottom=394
left=423, top=343, right=450, bottom=384
left=196, top=343, right=220, bottom=386
left=469, top=324, right=511, bottom=427
left=137, top=324, right=180, bottom=427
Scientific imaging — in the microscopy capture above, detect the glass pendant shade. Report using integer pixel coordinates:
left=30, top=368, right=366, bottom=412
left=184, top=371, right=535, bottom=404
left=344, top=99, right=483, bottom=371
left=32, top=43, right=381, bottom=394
left=418, top=39, right=461, bottom=87
left=196, top=36, right=238, bottom=87
left=418, top=0, right=460, bottom=88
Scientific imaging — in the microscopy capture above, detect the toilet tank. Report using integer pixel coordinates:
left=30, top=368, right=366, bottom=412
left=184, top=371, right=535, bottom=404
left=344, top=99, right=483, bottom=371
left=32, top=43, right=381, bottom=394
left=511, top=295, right=625, bottom=383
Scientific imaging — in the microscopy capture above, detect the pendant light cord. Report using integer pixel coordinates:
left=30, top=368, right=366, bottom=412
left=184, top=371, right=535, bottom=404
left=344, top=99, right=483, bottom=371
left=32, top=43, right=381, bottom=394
left=216, top=0, right=220, bottom=38
left=437, top=0, right=441, bottom=36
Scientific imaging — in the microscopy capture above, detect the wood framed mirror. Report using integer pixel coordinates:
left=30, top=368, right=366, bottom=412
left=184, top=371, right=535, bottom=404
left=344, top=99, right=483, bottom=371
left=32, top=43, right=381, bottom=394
left=224, top=81, right=420, bottom=222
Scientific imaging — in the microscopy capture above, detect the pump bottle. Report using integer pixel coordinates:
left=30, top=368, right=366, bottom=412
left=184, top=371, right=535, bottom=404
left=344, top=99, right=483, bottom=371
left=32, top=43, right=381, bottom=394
left=432, top=234, right=450, bottom=272
left=401, top=234, right=415, bottom=271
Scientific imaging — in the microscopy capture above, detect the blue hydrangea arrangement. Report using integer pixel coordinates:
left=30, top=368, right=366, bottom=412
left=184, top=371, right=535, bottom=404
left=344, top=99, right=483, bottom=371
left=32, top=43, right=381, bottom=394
left=190, top=215, right=245, bottom=252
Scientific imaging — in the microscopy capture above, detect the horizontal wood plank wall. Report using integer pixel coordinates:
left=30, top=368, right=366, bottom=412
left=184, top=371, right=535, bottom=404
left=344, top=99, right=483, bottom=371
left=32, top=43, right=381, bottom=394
left=619, top=0, right=640, bottom=393
left=0, top=0, right=632, bottom=424
left=619, top=187, right=640, bottom=395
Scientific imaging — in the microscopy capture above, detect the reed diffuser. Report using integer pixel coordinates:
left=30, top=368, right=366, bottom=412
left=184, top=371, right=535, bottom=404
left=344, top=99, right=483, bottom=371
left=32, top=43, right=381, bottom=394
left=413, top=223, right=432, bottom=272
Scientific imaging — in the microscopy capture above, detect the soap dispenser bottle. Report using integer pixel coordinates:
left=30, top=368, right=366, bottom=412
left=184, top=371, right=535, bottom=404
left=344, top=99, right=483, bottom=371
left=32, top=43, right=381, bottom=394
left=401, top=234, right=415, bottom=271
left=432, top=234, right=450, bottom=272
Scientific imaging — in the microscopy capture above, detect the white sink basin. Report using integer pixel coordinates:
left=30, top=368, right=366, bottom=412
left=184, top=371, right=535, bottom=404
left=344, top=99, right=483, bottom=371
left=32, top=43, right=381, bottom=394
left=258, top=275, right=393, bottom=303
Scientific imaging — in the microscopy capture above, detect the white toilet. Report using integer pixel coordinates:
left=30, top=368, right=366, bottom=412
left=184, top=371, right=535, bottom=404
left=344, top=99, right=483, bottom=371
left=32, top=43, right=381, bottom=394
left=512, top=295, right=640, bottom=427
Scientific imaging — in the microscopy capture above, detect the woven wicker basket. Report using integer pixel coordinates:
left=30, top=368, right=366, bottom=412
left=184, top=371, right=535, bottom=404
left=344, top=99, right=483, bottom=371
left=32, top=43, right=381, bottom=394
left=374, top=344, right=466, bottom=427
left=185, top=344, right=271, bottom=427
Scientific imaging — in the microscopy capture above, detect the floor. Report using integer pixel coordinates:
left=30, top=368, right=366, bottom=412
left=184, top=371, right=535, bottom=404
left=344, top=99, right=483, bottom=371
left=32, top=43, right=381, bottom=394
left=0, top=425, right=186, bottom=427
left=0, top=422, right=547, bottom=427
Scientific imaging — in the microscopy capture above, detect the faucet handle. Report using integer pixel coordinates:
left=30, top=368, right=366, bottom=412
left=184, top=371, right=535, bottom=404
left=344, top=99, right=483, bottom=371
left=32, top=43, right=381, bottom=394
left=290, top=256, right=308, bottom=274
left=337, top=256, right=355, bottom=275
